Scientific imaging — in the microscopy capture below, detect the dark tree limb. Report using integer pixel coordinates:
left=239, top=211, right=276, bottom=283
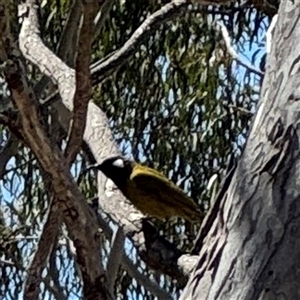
left=64, top=0, right=103, bottom=164
left=1, top=2, right=111, bottom=299
left=0, top=134, right=19, bottom=179
left=17, top=0, right=85, bottom=297
left=106, top=227, right=125, bottom=295
left=3, top=59, right=110, bottom=299
left=24, top=198, right=61, bottom=299
left=93, top=0, right=115, bottom=40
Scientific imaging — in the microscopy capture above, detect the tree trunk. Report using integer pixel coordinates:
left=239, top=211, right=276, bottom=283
left=181, top=1, right=300, bottom=299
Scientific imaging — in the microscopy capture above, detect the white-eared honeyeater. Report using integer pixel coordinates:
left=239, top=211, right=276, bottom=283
left=83, top=156, right=203, bottom=223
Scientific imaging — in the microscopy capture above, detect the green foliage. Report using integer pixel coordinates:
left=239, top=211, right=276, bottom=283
left=0, top=0, right=269, bottom=299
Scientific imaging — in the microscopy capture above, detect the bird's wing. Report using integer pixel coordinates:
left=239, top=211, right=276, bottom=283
left=130, top=165, right=200, bottom=210
left=130, top=166, right=171, bottom=203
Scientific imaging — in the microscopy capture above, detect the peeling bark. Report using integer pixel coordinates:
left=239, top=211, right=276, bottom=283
left=181, top=1, right=300, bottom=299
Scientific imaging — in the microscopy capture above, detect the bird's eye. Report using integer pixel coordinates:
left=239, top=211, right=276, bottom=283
left=112, top=158, right=124, bottom=168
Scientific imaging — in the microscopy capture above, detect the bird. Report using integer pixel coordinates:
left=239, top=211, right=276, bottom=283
left=80, top=156, right=204, bottom=223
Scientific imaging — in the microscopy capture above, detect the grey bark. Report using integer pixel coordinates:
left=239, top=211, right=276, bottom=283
left=181, top=1, right=300, bottom=299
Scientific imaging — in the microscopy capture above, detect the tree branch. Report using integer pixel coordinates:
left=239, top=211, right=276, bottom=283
left=1, top=2, right=111, bottom=299
left=91, top=0, right=190, bottom=84
left=0, top=134, right=19, bottom=179
left=33, top=0, right=83, bottom=96
left=20, top=1, right=86, bottom=296
left=106, top=227, right=125, bottom=295
left=216, top=21, right=264, bottom=77
left=64, top=0, right=103, bottom=164
left=96, top=214, right=173, bottom=299
left=56, top=0, right=83, bottom=67
left=93, top=0, right=115, bottom=41
left=24, top=198, right=61, bottom=299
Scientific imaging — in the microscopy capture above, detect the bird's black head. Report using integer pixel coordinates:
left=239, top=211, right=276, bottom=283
left=98, top=156, right=134, bottom=188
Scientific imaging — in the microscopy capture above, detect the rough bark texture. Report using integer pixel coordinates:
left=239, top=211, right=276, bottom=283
left=0, top=2, right=111, bottom=299
left=181, top=1, right=300, bottom=299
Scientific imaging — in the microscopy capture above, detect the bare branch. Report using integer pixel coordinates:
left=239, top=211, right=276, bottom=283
left=216, top=21, right=264, bottom=77
left=0, top=134, right=19, bottom=179
left=56, top=0, right=83, bottom=67
left=34, top=0, right=112, bottom=99
left=2, top=2, right=111, bottom=299
left=65, top=0, right=102, bottom=164
left=19, top=2, right=76, bottom=107
left=33, top=0, right=83, bottom=96
left=24, top=199, right=61, bottom=299
left=4, top=59, right=109, bottom=299
left=93, top=0, right=115, bottom=41
left=96, top=215, right=172, bottom=299
left=226, top=104, right=253, bottom=117
left=4, top=60, right=109, bottom=298
left=106, top=227, right=125, bottom=295
left=91, top=0, right=190, bottom=84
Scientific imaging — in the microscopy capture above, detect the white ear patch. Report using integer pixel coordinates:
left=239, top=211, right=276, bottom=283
left=112, top=158, right=124, bottom=168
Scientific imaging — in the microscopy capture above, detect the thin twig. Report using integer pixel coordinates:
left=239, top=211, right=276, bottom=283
left=0, top=134, right=19, bottom=179
left=93, top=0, right=115, bottom=41
left=96, top=214, right=172, bottom=299
left=106, top=227, right=125, bottom=295
left=217, top=21, right=264, bottom=77
left=91, top=0, right=190, bottom=84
